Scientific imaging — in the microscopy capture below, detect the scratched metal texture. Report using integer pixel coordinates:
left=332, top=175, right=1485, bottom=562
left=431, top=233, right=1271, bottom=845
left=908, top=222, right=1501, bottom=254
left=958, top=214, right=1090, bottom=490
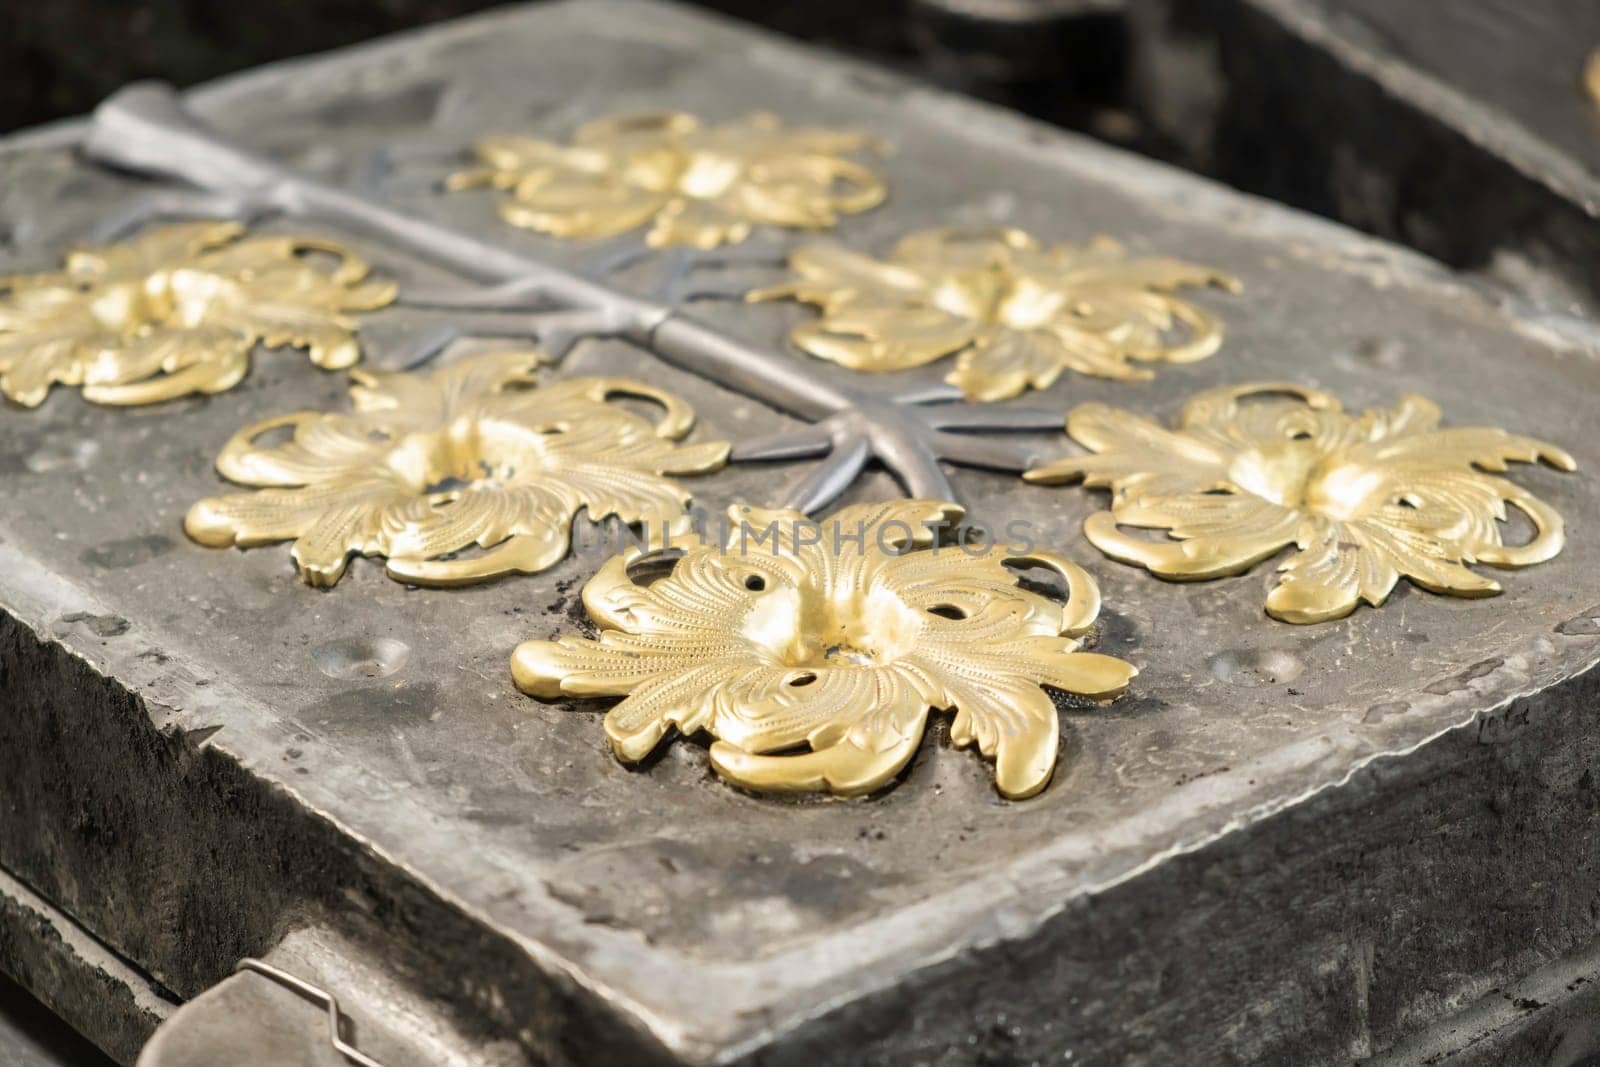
left=1, top=2, right=1598, bottom=1063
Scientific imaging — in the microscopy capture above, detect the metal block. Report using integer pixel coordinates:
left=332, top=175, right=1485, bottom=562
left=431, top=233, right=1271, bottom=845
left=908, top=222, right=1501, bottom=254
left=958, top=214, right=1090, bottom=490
left=1, top=2, right=1599, bottom=1062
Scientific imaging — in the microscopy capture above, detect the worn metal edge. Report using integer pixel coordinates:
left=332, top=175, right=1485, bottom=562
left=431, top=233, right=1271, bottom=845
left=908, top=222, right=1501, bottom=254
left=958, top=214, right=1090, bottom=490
left=1367, top=933, right=1600, bottom=1066
left=0, top=864, right=177, bottom=1065
left=1237, top=0, right=1600, bottom=210
left=1127, top=0, right=1600, bottom=330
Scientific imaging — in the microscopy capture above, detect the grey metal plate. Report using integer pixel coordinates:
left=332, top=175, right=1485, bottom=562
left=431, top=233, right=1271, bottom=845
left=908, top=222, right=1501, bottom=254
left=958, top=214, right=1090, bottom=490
left=2, top=2, right=1599, bottom=1063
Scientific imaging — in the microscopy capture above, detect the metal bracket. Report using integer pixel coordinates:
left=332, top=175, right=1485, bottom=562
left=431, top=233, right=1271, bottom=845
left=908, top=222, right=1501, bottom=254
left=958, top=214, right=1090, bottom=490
left=136, top=957, right=384, bottom=1067
left=231, top=959, right=385, bottom=1067
left=132, top=927, right=509, bottom=1067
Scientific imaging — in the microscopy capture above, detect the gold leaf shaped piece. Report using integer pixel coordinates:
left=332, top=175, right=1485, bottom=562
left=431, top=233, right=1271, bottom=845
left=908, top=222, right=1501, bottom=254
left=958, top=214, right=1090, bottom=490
left=0, top=222, right=395, bottom=408
left=185, top=350, right=730, bottom=588
left=751, top=227, right=1240, bottom=402
left=512, top=500, right=1135, bottom=799
left=1025, top=382, right=1577, bottom=624
left=447, top=112, right=887, bottom=248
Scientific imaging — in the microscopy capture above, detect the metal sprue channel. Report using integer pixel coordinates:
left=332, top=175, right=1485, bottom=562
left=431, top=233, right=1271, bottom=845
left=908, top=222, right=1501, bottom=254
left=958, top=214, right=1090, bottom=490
left=80, top=83, right=1066, bottom=513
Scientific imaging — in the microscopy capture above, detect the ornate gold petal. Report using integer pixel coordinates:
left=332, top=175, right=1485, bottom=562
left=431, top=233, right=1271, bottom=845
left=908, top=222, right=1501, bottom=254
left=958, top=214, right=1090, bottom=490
left=444, top=135, right=575, bottom=191
left=757, top=226, right=1236, bottom=400
left=943, top=679, right=1060, bottom=800
left=0, top=334, right=89, bottom=408
left=448, top=111, right=885, bottom=246
left=171, top=237, right=396, bottom=371
left=1356, top=515, right=1491, bottom=604
left=708, top=696, right=929, bottom=798
left=499, top=173, right=675, bottom=241
left=1174, top=382, right=1346, bottom=455
left=1030, top=323, right=1151, bottom=383
left=386, top=528, right=574, bottom=589
left=1472, top=481, right=1568, bottom=568
left=0, top=222, right=393, bottom=407
left=66, top=220, right=242, bottom=280
left=906, top=554, right=1132, bottom=799
left=645, top=198, right=751, bottom=250
left=379, top=483, right=578, bottom=588
left=0, top=276, right=107, bottom=406
left=1258, top=517, right=1361, bottom=623
left=186, top=350, right=725, bottom=587
left=748, top=242, right=927, bottom=309
left=729, top=155, right=887, bottom=228
left=79, top=325, right=252, bottom=406
left=1081, top=510, right=1298, bottom=583
left=1033, top=382, right=1576, bottom=623
left=353, top=348, right=540, bottom=423
left=185, top=478, right=401, bottom=550
left=512, top=500, right=1133, bottom=799
left=573, top=111, right=704, bottom=146
left=523, top=375, right=702, bottom=440
left=948, top=329, right=1073, bottom=401
left=788, top=310, right=979, bottom=373
left=602, top=667, right=742, bottom=762
left=379, top=486, right=515, bottom=560
left=1025, top=402, right=1231, bottom=498
left=291, top=502, right=388, bottom=588
left=212, top=410, right=384, bottom=487
left=1267, top=514, right=1501, bottom=624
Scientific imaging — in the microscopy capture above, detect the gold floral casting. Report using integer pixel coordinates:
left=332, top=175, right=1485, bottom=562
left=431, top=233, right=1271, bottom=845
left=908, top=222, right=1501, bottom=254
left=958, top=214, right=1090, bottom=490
left=751, top=227, right=1239, bottom=402
left=0, top=221, right=394, bottom=407
left=446, top=112, right=887, bottom=249
left=1026, top=383, right=1576, bottom=624
left=512, top=500, right=1136, bottom=799
left=186, top=350, right=729, bottom=588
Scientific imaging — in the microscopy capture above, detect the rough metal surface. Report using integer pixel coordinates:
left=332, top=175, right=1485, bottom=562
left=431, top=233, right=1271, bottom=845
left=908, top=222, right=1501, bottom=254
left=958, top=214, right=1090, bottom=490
left=1370, top=936, right=1600, bottom=1067
left=1, top=2, right=1599, bottom=1063
left=0, top=867, right=172, bottom=1064
left=1127, top=0, right=1600, bottom=318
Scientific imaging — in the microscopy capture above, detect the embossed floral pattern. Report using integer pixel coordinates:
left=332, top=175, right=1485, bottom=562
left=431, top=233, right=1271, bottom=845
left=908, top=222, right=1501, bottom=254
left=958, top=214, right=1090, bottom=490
left=1026, top=383, right=1576, bottom=623
left=513, top=500, right=1135, bottom=799
left=0, top=222, right=394, bottom=407
left=447, top=112, right=886, bottom=248
left=752, top=227, right=1239, bottom=401
left=186, top=350, right=729, bottom=588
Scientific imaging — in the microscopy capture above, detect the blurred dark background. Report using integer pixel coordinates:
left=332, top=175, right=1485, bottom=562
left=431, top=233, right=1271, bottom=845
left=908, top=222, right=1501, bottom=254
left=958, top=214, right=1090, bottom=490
left=0, top=1, right=890, bottom=129
left=0, top=0, right=1136, bottom=142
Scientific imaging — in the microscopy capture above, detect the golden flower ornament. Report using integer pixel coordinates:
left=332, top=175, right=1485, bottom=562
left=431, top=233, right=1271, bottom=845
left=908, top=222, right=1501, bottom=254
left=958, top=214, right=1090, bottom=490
left=186, top=350, right=729, bottom=588
left=512, top=500, right=1136, bottom=799
left=0, top=221, right=394, bottom=408
left=751, top=227, right=1240, bottom=402
left=1025, top=383, right=1577, bottom=624
left=445, top=112, right=887, bottom=249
